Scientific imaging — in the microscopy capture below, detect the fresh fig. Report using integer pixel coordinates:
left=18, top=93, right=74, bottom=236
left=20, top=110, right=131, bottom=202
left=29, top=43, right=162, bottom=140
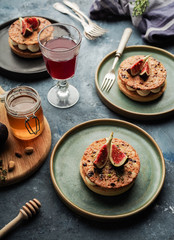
left=93, top=132, right=113, bottom=169
left=25, top=17, right=40, bottom=30
left=140, top=59, right=150, bottom=80
left=19, top=17, right=25, bottom=35
left=0, top=122, right=8, bottom=149
left=127, top=55, right=150, bottom=76
left=109, top=144, right=127, bottom=167
left=19, top=17, right=33, bottom=37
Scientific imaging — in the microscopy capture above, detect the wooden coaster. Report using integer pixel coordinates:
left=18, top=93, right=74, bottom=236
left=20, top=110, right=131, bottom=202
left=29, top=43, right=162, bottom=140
left=0, top=86, right=51, bottom=186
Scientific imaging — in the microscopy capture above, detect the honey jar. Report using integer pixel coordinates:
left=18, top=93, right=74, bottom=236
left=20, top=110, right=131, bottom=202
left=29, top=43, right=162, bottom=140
left=4, top=86, right=44, bottom=140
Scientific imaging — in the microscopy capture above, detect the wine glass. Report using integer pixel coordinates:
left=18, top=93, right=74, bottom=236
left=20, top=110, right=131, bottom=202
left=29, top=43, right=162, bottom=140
left=38, top=23, right=82, bottom=108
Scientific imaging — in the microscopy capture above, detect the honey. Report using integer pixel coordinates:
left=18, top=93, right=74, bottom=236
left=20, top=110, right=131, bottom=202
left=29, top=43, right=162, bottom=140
left=5, top=86, right=44, bottom=140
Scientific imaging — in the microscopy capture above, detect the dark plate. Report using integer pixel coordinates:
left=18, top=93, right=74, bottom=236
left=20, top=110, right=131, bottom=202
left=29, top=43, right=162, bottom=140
left=0, top=16, right=57, bottom=80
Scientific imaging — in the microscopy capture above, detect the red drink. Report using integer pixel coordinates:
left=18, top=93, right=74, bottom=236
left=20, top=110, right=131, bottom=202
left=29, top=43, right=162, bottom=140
left=38, top=23, right=82, bottom=108
left=43, top=38, right=78, bottom=80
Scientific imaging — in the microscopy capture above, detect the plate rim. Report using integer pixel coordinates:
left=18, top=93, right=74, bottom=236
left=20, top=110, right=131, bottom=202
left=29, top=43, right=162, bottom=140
left=0, top=16, right=58, bottom=77
left=95, top=45, right=174, bottom=120
left=50, top=118, right=165, bottom=220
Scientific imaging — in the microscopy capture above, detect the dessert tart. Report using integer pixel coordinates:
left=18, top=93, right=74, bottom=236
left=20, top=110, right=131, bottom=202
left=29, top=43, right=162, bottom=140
left=80, top=132, right=140, bottom=196
left=117, top=55, right=167, bottom=102
left=8, top=17, right=53, bottom=58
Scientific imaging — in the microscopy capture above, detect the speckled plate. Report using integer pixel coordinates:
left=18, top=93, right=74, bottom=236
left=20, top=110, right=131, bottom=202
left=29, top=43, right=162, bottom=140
left=50, top=119, right=165, bottom=220
left=95, top=46, right=174, bottom=120
left=0, top=16, right=57, bottom=80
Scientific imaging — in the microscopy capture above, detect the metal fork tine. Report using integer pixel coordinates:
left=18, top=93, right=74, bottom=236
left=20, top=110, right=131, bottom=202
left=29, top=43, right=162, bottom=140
left=101, top=78, right=107, bottom=90
left=105, top=78, right=112, bottom=91
left=106, top=79, right=115, bottom=92
left=102, top=77, right=111, bottom=91
left=101, top=28, right=132, bottom=92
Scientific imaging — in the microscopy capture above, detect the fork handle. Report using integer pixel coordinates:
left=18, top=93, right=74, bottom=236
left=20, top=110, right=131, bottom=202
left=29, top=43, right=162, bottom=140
left=63, top=0, right=90, bottom=22
left=116, top=28, right=132, bottom=56
left=111, top=28, right=132, bottom=70
left=53, top=3, right=85, bottom=24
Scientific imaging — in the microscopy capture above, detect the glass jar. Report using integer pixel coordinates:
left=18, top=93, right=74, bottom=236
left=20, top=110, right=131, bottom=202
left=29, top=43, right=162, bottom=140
left=4, top=86, right=44, bottom=140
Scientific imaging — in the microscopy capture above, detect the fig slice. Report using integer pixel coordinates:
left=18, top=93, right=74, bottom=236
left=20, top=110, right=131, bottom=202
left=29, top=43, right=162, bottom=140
left=25, top=17, right=40, bottom=30
left=127, top=55, right=150, bottom=76
left=19, top=17, right=33, bottom=37
left=93, top=132, right=113, bottom=169
left=19, top=17, right=26, bottom=35
left=109, top=144, right=127, bottom=167
left=140, top=59, right=150, bottom=80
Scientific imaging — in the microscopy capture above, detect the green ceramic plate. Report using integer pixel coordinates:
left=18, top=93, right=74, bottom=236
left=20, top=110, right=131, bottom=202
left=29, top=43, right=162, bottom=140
left=50, top=119, right=165, bottom=220
left=95, top=46, right=174, bottom=120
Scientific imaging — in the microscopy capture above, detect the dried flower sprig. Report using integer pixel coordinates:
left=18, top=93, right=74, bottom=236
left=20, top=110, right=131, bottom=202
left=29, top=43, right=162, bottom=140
left=131, top=0, right=149, bottom=16
left=0, top=159, right=7, bottom=182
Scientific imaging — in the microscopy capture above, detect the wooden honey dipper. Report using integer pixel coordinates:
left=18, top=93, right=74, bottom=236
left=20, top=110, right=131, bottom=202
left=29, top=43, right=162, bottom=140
left=0, top=198, right=41, bottom=239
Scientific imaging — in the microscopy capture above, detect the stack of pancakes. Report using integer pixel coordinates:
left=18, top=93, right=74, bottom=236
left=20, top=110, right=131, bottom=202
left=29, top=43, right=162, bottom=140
left=117, top=55, right=167, bottom=102
left=8, top=17, right=52, bottom=58
left=80, top=137, right=140, bottom=196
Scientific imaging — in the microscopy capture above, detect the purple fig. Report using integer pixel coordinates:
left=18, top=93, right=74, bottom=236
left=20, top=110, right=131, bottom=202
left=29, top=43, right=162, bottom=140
left=93, top=132, right=113, bottom=169
left=25, top=17, right=40, bottom=30
left=109, top=144, right=127, bottom=167
left=19, top=17, right=33, bottom=37
left=0, top=122, right=8, bottom=149
left=127, top=55, right=150, bottom=76
left=140, top=59, right=150, bottom=80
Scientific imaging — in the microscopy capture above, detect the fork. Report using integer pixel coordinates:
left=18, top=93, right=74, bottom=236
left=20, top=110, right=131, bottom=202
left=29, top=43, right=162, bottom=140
left=53, top=3, right=105, bottom=39
left=101, top=28, right=132, bottom=92
left=72, top=8, right=98, bottom=40
left=63, top=0, right=107, bottom=34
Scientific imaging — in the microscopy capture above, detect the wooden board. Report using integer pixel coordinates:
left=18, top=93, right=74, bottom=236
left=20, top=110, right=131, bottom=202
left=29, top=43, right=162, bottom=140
left=0, top=86, right=51, bottom=187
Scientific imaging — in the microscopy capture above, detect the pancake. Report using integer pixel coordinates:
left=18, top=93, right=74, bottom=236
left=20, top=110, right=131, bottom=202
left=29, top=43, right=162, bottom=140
left=118, top=76, right=167, bottom=102
left=117, top=55, right=167, bottom=102
left=8, top=17, right=53, bottom=58
left=8, top=38, right=42, bottom=58
left=80, top=137, right=140, bottom=196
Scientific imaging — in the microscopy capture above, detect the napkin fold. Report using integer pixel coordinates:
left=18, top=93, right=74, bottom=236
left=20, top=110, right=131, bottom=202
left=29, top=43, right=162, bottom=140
left=89, top=0, right=174, bottom=44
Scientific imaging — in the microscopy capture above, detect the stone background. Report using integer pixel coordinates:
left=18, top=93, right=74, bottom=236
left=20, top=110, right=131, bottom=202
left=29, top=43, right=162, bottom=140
left=0, top=0, right=174, bottom=239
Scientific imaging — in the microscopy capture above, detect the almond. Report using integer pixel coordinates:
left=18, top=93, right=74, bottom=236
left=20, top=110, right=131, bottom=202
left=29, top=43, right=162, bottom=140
left=24, top=146, right=34, bottom=155
left=8, top=161, right=15, bottom=171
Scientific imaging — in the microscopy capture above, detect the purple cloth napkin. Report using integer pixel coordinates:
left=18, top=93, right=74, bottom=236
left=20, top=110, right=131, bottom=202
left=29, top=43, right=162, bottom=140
left=89, top=0, right=174, bottom=44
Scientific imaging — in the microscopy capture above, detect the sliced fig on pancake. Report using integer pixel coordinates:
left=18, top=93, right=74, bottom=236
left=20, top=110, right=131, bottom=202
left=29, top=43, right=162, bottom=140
left=93, top=132, right=113, bottom=169
left=140, top=59, right=150, bottom=80
left=127, top=55, right=150, bottom=76
left=19, top=17, right=33, bottom=37
left=110, top=144, right=127, bottom=167
left=25, top=17, right=40, bottom=30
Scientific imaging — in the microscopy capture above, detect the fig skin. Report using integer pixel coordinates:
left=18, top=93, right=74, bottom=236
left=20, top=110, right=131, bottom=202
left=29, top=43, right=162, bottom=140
left=93, top=132, right=113, bottom=169
left=127, top=55, right=150, bottom=77
left=0, top=122, right=8, bottom=149
left=24, top=27, right=33, bottom=37
left=25, top=17, right=40, bottom=30
left=140, top=60, right=150, bottom=81
left=110, top=144, right=127, bottom=167
left=19, top=17, right=33, bottom=37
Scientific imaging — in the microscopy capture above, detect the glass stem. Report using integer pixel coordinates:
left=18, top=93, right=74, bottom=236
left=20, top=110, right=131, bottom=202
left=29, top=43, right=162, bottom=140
left=56, top=80, right=69, bottom=102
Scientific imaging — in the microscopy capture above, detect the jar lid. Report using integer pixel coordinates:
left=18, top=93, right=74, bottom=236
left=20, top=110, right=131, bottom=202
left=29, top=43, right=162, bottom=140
left=5, top=86, right=41, bottom=117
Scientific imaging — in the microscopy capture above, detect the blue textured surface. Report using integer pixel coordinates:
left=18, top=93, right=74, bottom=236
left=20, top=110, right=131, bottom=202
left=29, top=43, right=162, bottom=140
left=0, top=0, right=174, bottom=239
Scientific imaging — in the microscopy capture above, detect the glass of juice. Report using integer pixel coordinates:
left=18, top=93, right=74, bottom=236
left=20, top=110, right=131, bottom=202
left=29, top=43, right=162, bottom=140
left=4, top=86, right=44, bottom=140
left=38, top=23, right=82, bottom=108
